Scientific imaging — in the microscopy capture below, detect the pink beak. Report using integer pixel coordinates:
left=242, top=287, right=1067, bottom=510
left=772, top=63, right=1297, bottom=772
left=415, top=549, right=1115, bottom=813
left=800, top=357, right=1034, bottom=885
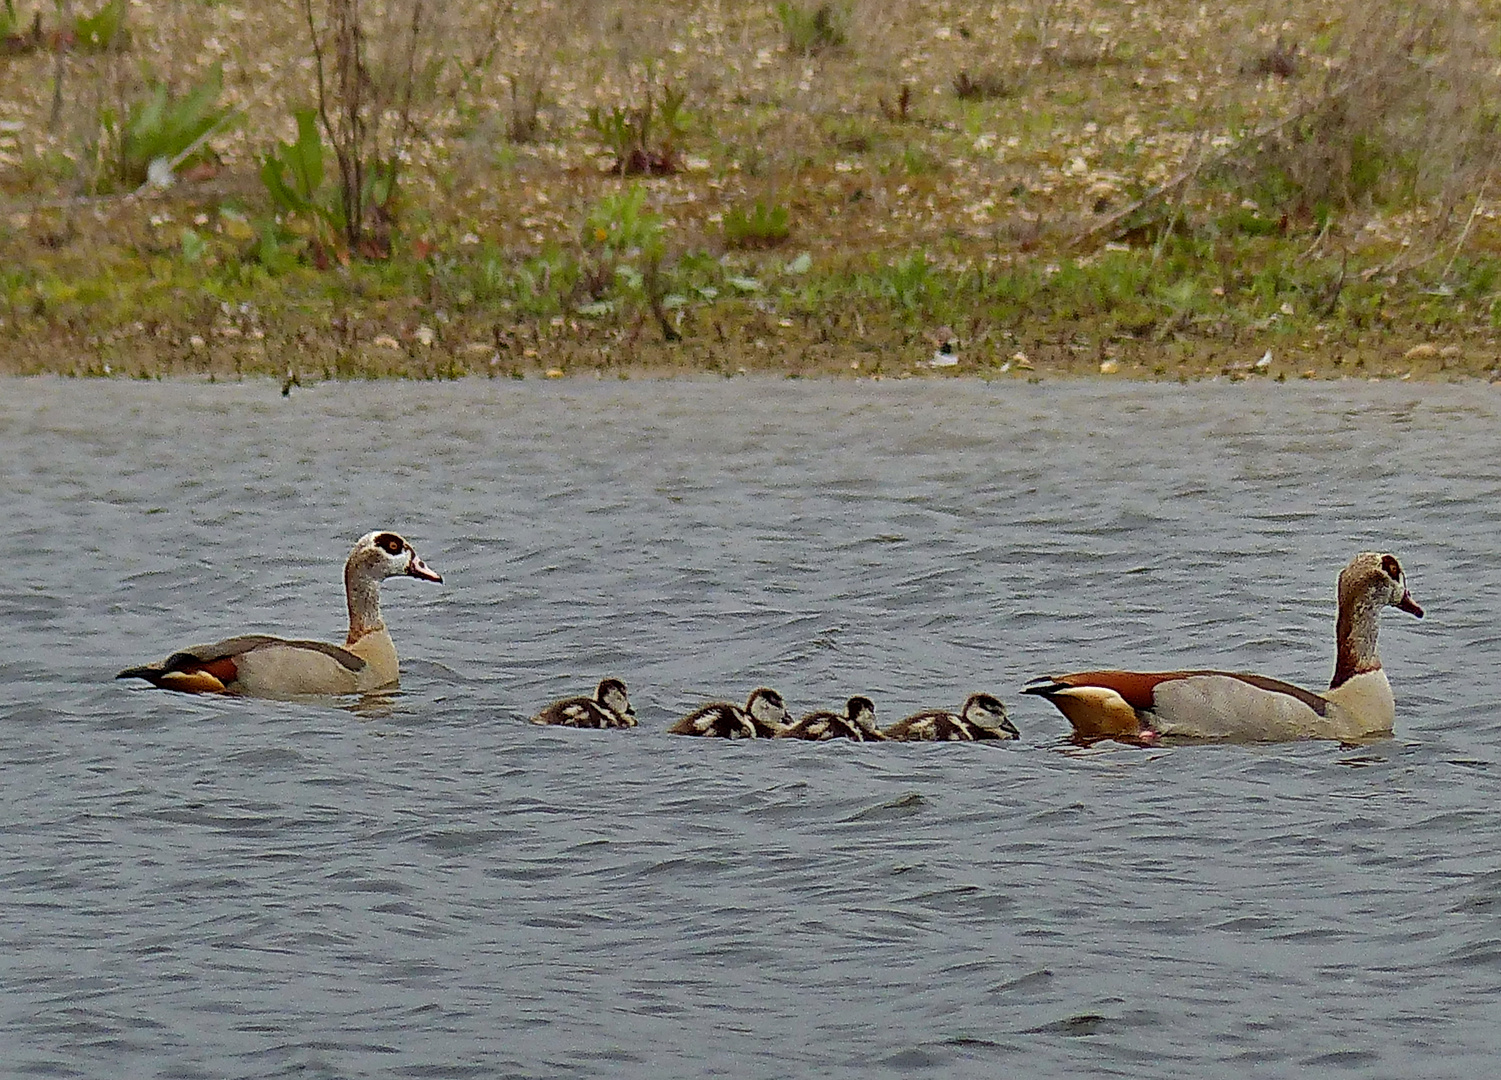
left=1398, top=590, right=1423, bottom=618
left=407, top=554, right=443, bottom=583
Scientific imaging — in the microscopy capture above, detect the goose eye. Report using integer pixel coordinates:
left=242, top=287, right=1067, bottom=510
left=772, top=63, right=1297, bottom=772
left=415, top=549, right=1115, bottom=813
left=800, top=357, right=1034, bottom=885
left=1381, top=555, right=1402, bottom=581
left=375, top=533, right=405, bottom=556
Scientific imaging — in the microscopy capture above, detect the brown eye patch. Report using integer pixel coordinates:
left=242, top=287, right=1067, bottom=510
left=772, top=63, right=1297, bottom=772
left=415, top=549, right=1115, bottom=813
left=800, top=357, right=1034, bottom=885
left=1381, top=554, right=1402, bottom=580
left=375, top=532, right=406, bottom=556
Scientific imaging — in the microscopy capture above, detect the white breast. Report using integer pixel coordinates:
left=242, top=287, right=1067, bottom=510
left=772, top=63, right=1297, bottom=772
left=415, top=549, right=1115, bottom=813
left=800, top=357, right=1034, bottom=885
left=1322, top=669, right=1396, bottom=740
left=347, top=629, right=400, bottom=690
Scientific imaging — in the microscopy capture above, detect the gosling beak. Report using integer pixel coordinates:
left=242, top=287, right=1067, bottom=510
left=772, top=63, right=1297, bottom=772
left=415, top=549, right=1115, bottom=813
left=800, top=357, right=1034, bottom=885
left=1398, top=590, right=1423, bottom=618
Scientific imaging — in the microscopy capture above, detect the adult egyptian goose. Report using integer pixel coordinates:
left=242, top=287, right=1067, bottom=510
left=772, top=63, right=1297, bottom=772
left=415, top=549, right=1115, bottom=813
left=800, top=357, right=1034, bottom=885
left=116, top=531, right=442, bottom=696
left=778, top=696, right=885, bottom=741
left=883, top=693, right=1020, bottom=742
left=1024, top=552, right=1423, bottom=744
left=530, top=678, right=637, bottom=729
left=667, top=687, right=792, bottom=737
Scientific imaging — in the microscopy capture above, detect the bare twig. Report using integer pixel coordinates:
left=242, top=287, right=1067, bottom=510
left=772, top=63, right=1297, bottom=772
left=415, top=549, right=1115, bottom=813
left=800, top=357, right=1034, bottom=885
left=1075, top=78, right=1362, bottom=249
left=1317, top=252, right=1348, bottom=318
left=1442, top=150, right=1500, bottom=281
left=301, top=0, right=348, bottom=241
left=1148, top=132, right=1203, bottom=274
left=381, top=0, right=425, bottom=218
left=49, top=0, right=73, bottom=130
left=335, top=0, right=367, bottom=247
left=297, top=0, right=429, bottom=254
left=644, top=257, right=681, bottom=342
left=445, top=0, right=508, bottom=104
left=1298, top=215, right=1333, bottom=261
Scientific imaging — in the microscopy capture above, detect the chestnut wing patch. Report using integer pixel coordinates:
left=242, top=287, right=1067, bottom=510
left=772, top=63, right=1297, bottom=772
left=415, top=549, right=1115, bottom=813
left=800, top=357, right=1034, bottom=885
left=1027, top=670, right=1191, bottom=710
left=1028, top=669, right=1328, bottom=717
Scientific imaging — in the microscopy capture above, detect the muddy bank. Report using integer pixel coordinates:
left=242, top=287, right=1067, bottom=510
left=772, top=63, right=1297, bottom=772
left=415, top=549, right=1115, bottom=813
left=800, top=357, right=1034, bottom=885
left=7, top=306, right=1498, bottom=383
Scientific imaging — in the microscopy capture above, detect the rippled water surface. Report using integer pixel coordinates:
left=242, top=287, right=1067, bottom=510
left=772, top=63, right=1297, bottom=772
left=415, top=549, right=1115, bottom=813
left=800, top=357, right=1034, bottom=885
left=3, top=376, right=1501, bottom=1079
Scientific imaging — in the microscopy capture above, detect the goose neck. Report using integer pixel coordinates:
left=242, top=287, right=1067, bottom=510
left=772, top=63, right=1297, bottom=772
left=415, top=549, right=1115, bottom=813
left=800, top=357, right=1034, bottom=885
left=345, top=564, right=385, bottom=642
left=1331, top=591, right=1381, bottom=689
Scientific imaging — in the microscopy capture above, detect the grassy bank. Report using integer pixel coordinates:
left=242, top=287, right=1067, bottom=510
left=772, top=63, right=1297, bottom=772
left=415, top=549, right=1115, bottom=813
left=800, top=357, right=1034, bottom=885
left=3, top=0, right=1501, bottom=381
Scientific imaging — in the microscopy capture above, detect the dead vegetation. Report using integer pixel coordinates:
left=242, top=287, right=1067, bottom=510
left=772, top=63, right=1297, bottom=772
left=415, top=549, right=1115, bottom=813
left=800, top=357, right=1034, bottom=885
left=1, top=0, right=1500, bottom=380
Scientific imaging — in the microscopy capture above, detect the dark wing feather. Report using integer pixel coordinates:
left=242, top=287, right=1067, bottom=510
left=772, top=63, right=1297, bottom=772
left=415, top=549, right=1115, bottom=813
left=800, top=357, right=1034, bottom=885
left=883, top=710, right=951, bottom=741
left=278, top=639, right=366, bottom=672
left=161, top=635, right=365, bottom=673
left=120, top=635, right=365, bottom=684
left=533, top=697, right=633, bottom=728
left=668, top=702, right=740, bottom=736
left=154, top=636, right=363, bottom=672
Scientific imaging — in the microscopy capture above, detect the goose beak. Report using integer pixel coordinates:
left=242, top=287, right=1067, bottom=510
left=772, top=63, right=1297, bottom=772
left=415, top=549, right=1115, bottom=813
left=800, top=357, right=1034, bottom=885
left=1000, top=717, right=1021, bottom=738
left=407, top=554, right=443, bottom=583
left=1398, top=590, right=1423, bottom=618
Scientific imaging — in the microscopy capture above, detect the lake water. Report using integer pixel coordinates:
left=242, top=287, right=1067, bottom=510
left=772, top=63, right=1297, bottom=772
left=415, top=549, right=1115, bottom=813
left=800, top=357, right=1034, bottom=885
left=2, top=375, right=1500, bottom=1079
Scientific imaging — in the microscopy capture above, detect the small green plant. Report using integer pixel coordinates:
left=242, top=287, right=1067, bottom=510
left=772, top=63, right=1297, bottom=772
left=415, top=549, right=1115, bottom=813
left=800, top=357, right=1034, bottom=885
left=898, top=143, right=938, bottom=176
left=880, top=252, right=937, bottom=312
left=248, top=220, right=300, bottom=274
left=586, top=105, right=633, bottom=171
left=584, top=185, right=664, bottom=268
left=1, top=0, right=41, bottom=51
left=586, top=75, right=687, bottom=175
left=581, top=185, right=679, bottom=340
left=178, top=227, right=208, bottom=264
left=776, top=2, right=845, bottom=55
left=93, top=64, right=232, bottom=192
left=259, top=107, right=343, bottom=261
left=722, top=200, right=790, bottom=248
left=72, top=0, right=129, bottom=53
left=506, top=247, right=578, bottom=316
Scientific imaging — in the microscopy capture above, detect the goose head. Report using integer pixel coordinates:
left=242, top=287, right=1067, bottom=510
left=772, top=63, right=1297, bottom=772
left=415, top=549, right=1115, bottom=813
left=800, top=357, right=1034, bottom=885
left=348, top=531, right=443, bottom=584
left=1331, top=551, right=1422, bottom=689
left=961, top=692, right=1020, bottom=738
left=344, top=531, right=441, bottom=640
left=746, top=687, right=792, bottom=727
left=1339, top=552, right=1422, bottom=619
left=596, top=678, right=635, bottom=722
left=846, top=696, right=879, bottom=736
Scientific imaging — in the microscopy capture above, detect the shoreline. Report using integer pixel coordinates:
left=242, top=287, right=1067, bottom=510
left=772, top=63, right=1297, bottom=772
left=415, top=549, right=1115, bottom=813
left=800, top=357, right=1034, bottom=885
left=7, top=356, right=1499, bottom=385
left=5, top=326, right=1497, bottom=383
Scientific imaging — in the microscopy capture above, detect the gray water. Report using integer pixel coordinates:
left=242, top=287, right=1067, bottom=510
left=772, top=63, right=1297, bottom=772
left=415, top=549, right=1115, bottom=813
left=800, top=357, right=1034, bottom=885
left=2, top=375, right=1500, bottom=1079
